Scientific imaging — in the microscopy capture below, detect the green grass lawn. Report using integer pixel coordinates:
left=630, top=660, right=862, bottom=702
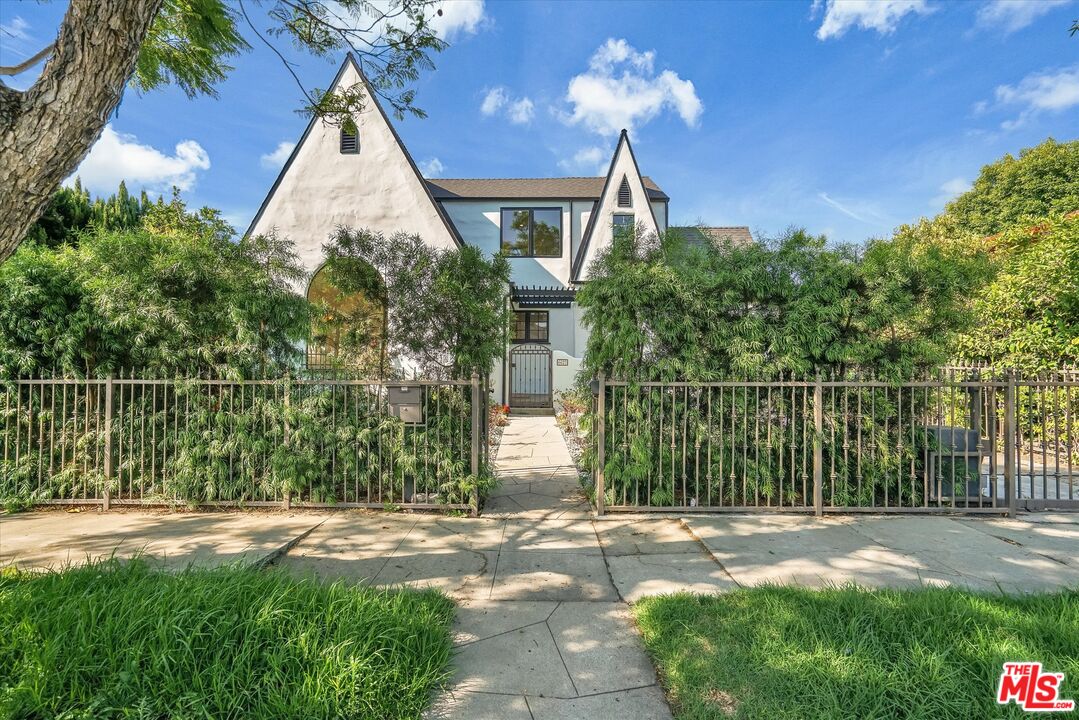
left=635, top=586, right=1079, bottom=720
left=0, top=558, right=454, bottom=719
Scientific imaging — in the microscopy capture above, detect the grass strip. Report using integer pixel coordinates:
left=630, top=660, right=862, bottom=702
left=0, top=558, right=454, bottom=719
left=635, top=585, right=1078, bottom=719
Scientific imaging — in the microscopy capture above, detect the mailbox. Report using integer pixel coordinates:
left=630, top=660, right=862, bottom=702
left=387, top=384, right=423, bottom=424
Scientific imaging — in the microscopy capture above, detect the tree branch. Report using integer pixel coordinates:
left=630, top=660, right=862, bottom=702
left=237, top=0, right=316, bottom=108
left=0, top=43, right=55, bottom=76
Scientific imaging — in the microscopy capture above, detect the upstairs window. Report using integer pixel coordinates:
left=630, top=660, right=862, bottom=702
left=500, top=208, right=562, bottom=257
left=617, top=175, right=632, bottom=207
left=340, top=127, right=359, bottom=154
left=513, top=311, right=549, bottom=343
left=613, top=213, right=634, bottom=229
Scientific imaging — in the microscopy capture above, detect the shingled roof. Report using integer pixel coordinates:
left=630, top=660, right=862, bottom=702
left=670, top=226, right=754, bottom=247
left=426, top=177, right=669, bottom=201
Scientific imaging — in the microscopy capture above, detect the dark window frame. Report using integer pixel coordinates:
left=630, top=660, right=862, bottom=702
left=500, top=207, right=563, bottom=258
left=613, top=213, right=635, bottom=228
left=512, top=310, right=550, bottom=343
left=340, top=127, right=359, bottom=154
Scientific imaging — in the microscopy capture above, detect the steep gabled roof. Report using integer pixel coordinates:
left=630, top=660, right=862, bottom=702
left=245, top=54, right=462, bottom=247
left=571, top=130, right=661, bottom=282
left=427, top=177, right=669, bottom=201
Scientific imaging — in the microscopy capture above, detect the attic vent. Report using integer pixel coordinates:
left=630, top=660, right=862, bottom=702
left=340, top=127, right=359, bottom=154
left=617, top=175, right=632, bottom=207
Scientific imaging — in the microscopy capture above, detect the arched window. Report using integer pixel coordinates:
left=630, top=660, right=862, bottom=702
left=306, top=263, right=384, bottom=373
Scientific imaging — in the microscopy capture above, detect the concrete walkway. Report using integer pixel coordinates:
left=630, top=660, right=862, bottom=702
left=425, top=415, right=674, bottom=719
left=483, top=415, right=590, bottom=519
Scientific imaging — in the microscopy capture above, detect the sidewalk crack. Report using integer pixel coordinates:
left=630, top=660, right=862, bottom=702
left=676, top=518, right=743, bottom=588
left=488, top=522, right=507, bottom=599
left=546, top=617, right=580, bottom=698
left=591, top=519, right=626, bottom=603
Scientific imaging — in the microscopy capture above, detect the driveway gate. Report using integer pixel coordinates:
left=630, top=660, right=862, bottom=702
left=509, top=344, right=552, bottom=409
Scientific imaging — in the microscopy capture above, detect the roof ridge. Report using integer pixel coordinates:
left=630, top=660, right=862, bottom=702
left=426, top=175, right=657, bottom=181
left=673, top=225, right=751, bottom=229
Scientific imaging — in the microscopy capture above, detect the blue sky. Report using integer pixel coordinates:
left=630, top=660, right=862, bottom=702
left=2, top=0, right=1077, bottom=243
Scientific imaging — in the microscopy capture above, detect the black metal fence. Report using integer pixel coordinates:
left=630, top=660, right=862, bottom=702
left=0, top=374, right=490, bottom=514
left=591, top=370, right=1079, bottom=516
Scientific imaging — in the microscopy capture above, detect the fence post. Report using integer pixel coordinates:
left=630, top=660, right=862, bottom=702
left=813, top=374, right=823, bottom=517
left=282, top=375, right=291, bottom=511
left=470, top=372, right=481, bottom=517
left=102, top=375, right=114, bottom=511
left=595, top=372, right=606, bottom=516
left=1004, top=371, right=1016, bottom=518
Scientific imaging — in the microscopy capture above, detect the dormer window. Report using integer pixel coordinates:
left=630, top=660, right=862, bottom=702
left=617, top=175, right=632, bottom=207
left=340, top=127, right=359, bottom=154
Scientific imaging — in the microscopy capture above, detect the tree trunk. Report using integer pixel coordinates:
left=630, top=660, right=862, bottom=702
left=0, top=0, right=163, bottom=264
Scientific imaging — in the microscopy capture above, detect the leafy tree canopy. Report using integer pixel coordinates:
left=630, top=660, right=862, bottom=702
left=0, top=193, right=310, bottom=378
left=24, top=179, right=156, bottom=248
left=578, top=224, right=987, bottom=382
left=933, top=138, right=1079, bottom=370
left=945, top=138, right=1079, bottom=237
left=955, top=214, right=1079, bottom=371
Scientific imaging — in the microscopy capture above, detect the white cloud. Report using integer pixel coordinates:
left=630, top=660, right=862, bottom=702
left=818, top=192, right=867, bottom=221
left=0, top=16, right=30, bottom=40
left=558, top=146, right=607, bottom=176
left=563, top=38, right=702, bottom=136
left=992, top=65, right=1079, bottom=129
left=975, top=0, right=1070, bottom=34
left=430, top=0, right=487, bottom=39
left=260, top=141, right=295, bottom=171
left=68, top=125, right=210, bottom=194
left=817, top=191, right=895, bottom=225
left=506, top=97, right=534, bottom=124
left=419, top=157, right=445, bottom=177
left=932, top=177, right=971, bottom=207
left=480, top=86, right=534, bottom=124
left=480, top=87, right=506, bottom=116
left=814, top=0, right=931, bottom=40
left=323, top=0, right=486, bottom=43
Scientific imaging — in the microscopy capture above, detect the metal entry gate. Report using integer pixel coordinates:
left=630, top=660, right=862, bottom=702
left=509, top=344, right=552, bottom=409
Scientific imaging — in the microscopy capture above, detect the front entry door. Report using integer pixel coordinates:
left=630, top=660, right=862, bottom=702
left=509, top=344, right=552, bottom=409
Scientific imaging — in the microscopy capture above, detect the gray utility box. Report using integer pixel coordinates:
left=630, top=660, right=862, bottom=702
left=923, top=426, right=986, bottom=499
left=387, top=384, right=424, bottom=425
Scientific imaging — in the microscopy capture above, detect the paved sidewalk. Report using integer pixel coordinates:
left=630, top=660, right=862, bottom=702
left=0, top=509, right=323, bottom=570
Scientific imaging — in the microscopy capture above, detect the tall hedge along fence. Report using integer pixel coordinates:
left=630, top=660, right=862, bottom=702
left=584, top=369, right=1079, bottom=515
left=0, top=374, right=493, bottom=512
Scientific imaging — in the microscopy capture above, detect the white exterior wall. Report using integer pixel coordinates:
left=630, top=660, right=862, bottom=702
left=576, top=134, right=661, bottom=280
left=437, top=202, right=594, bottom=402
left=440, top=200, right=600, bottom=288
left=248, top=61, right=457, bottom=282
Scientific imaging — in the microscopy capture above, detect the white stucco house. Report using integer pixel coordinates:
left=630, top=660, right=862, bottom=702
left=247, top=55, right=748, bottom=410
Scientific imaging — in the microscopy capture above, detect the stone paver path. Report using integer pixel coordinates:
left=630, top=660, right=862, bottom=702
left=483, top=416, right=590, bottom=519
left=427, top=416, right=676, bottom=719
